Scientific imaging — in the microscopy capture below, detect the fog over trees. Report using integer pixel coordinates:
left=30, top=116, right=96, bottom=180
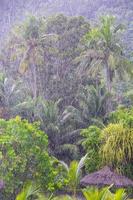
left=0, top=1, right=133, bottom=199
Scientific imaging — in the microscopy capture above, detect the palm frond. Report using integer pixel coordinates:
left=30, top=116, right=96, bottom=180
left=59, top=161, right=69, bottom=172
left=16, top=181, right=39, bottom=200
left=76, top=154, right=88, bottom=179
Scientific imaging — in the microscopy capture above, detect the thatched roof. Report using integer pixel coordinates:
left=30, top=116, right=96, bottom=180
left=80, top=166, right=133, bottom=188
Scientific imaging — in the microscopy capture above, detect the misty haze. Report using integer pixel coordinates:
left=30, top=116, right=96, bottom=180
left=0, top=0, right=133, bottom=199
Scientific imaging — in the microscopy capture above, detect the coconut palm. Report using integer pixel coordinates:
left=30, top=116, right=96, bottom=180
left=61, top=84, right=107, bottom=129
left=0, top=73, right=30, bottom=118
left=59, top=154, right=88, bottom=198
left=35, top=98, right=62, bottom=153
left=79, top=15, right=132, bottom=112
left=9, top=16, right=58, bottom=99
left=55, top=84, right=106, bottom=161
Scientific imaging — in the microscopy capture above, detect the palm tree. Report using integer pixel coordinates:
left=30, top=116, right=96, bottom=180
left=82, top=187, right=128, bottom=200
left=10, top=16, right=58, bottom=99
left=16, top=181, right=39, bottom=200
left=54, top=84, right=106, bottom=161
left=82, top=186, right=112, bottom=200
left=36, top=98, right=62, bottom=151
left=77, top=84, right=109, bottom=119
left=61, top=84, right=107, bottom=129
left=59, top=154, right=88, bottom=199
left=0, top=73, right=29, bottom=118
left=37, top=98, right=61, bottom=132
left=80, top=15, right=132, bottom=112
left=12, top=96, right=39, bottom=121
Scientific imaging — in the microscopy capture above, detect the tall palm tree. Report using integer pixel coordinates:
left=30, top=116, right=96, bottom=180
left=10, top=16, right=58, bottom=99
left=80, top=15, right=132, bottom=112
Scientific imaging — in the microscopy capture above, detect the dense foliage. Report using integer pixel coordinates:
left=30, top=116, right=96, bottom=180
left=0, top=4, right=133, bottom=199
left=0, top=117, right=62, bottom=199
left=81, top=126, right=101, bottom=172
left=81, top=107, right=133, bottom=178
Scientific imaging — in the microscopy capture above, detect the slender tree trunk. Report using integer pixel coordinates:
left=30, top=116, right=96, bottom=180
left=73, top=188, right=77, bottom=200
left=104, top=58, right=112, bottom=113
left=30, top=49, right=38, bottom=99
left=32, top=62, right=37, bottom=99
left=105, top=60, right=111, bottom=93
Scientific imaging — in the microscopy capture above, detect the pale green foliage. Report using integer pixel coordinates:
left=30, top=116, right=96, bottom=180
left=113, top=189, right=127, bottom=200
left=0, top=117, right=56, bottom=198
left=53, top=195, right=73, bottom=200
left=37, top=194, right=73, bottom=200
left=101, top=123, right=133, bottom=165
left=16, top=181, right=39, bottom=200
left=100, top=107, right=133, bottom=177
left=36, top=193, right=54, bottom=200
left=82, top=187, right=128, bottom=200
left=109, top=107, right=133, bottom=127
left=59, top=154, right=88, bottom=196
left=82, top=186, right=112, bottom=200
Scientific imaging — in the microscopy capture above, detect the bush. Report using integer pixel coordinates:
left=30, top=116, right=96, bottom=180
left=0, top=117, right=55, bottom=198
left=100, top=123, right=133, bottom=178
left=81, top=126, right=101, bottom=172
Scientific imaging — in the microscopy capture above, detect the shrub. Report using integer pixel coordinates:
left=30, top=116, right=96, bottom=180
left=0, top=117, right=55, bottom=198
left=81, top=126, right=101, bottom=172
left=100, top=123, right=133, bottom=177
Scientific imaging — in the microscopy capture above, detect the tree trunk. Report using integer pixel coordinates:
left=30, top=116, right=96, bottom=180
left=73, top=188, right=77, bottom=200
left=32, top=62, right=37, bottom=99
left=104, top=58, right=112, bottom=113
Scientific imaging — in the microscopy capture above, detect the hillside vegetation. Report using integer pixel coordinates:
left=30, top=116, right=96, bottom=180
left=0, top=1, right=133, bottom=199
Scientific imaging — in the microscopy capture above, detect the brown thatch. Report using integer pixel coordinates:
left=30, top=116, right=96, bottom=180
left=80, top=166, right=133, bottom=188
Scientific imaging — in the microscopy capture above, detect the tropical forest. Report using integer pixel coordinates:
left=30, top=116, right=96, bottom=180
left=0, top=0, right=133, bottom=199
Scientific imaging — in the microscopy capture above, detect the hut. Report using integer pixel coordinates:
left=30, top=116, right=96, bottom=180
left=80, top=166, right=133, bottom=188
